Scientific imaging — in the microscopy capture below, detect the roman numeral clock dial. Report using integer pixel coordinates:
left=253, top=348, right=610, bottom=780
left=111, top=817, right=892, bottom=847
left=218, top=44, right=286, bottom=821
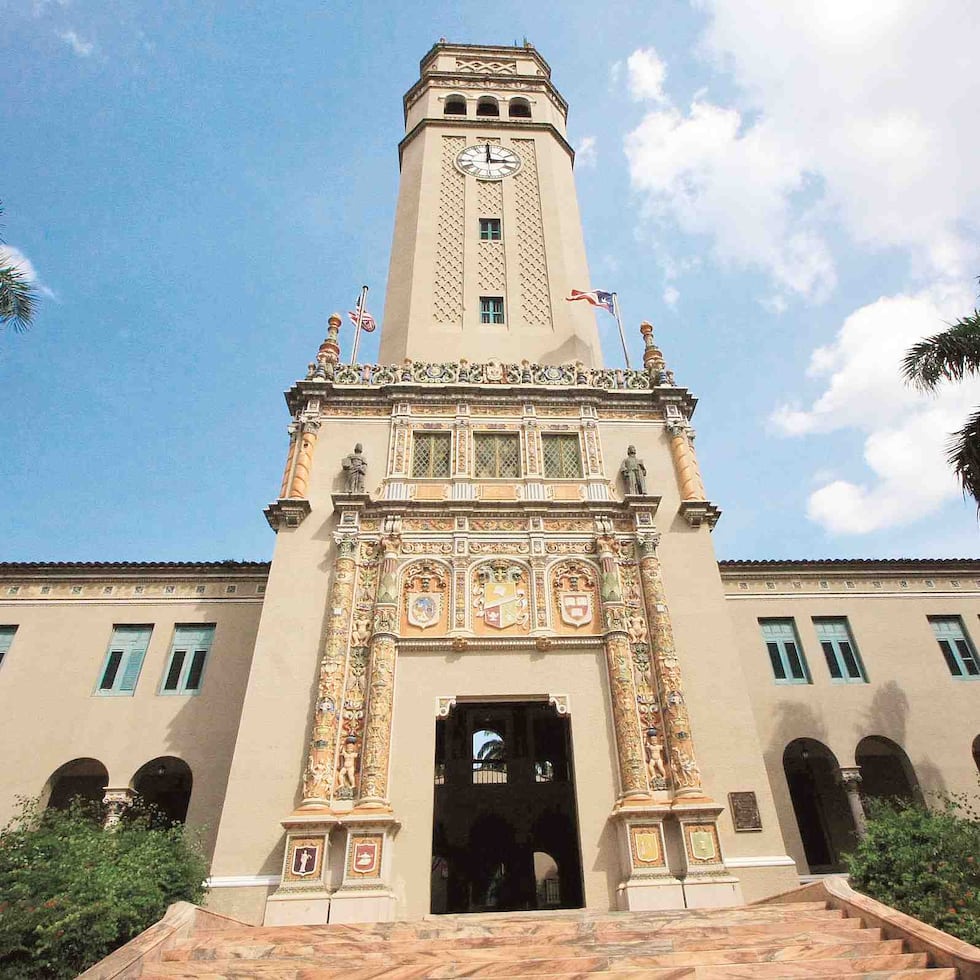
left=455, top=143, right=522, bottom=180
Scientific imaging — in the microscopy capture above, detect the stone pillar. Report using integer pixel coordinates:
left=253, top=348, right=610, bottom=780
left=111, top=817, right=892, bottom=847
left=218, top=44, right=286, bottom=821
left=636, top=532, right=704, bottom=799
left=666, top=418, right=706, bottom=502
left=356, top=533, right=401, bottom=809
left=839, top=766, right=868, bottom=838
left=102, top=787, right=135, bottom=828
left=278, top=419, right=300, bottom=499
left=597, top=534, right=650, bottom=803
left=300, top=531, right=359, bottom=807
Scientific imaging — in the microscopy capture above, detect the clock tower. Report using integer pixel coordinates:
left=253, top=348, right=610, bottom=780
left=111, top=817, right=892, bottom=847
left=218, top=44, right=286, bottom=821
left=379, top=42, right=604, bottom=367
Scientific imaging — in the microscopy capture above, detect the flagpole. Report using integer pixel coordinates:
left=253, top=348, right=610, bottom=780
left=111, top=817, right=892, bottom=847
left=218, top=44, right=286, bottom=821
left=349, top=285, right=368, bottom=365
left=612, top=292, right=632, bottom=370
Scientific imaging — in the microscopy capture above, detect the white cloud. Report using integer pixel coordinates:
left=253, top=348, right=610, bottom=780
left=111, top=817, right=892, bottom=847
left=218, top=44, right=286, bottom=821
left=663, top=285, right=679, bottom=308
left=576, top=136, right=597, bottom=168
left=627, top=48, right=667, bottom=103
left=1, top=245, right=54, bottom=299
left=625, top=100, right=835, bottom=299
left=59, top=29, right=94, bottom=57
left=772, top=282, right=980, bottom=533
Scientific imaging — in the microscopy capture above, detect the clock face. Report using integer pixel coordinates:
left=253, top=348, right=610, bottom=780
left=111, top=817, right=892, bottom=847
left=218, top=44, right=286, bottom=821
left=455, top=143, right=522, bottom=180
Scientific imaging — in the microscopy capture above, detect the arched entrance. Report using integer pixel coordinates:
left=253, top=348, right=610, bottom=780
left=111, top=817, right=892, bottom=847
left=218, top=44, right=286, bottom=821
left=431, top=699, right=584, bottom=913
left=973, top=735, right=980, bottom=775
left=132, top=756, right=193, bottom=824
left=855, top=736, right=921, bottom=805
left=782, top=739, right=855, bottom=873
left=44, top=758, right=108, bottom=811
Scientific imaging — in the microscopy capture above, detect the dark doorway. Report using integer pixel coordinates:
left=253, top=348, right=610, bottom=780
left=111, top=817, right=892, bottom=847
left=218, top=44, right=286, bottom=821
left=133, top=756, right=193, bottom=824
left=782, top=739, right=855, bottom=873
left=44, top=758, right=108, bottom=811
left=431, top=700, right=584, bottom=913
left=855, top=736, right=922, bottom=805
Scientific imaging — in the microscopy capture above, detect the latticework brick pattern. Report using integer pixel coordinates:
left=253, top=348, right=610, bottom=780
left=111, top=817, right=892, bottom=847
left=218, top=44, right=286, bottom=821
left=432, top=137, right=466, bottom=327
left=474, top=433, right=521, bottom=478
left=477, top=178, right=506, bottom=295
left=512, top=139, right=553, bottom=330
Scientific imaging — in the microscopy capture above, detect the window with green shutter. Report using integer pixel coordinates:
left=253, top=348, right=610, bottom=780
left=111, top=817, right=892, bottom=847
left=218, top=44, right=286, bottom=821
left=759, top=619, right=810, bottom=684
left=96, top=626, right=152, bottom=696
left=542, top=434, right=583, bottom=479
left=813, top=618, right=867, bottom=682
left=0, top=626, right=16, bottom=670
left=929, top=616, right=980, bottom=678
left=160, top=624, right=215, bottom=695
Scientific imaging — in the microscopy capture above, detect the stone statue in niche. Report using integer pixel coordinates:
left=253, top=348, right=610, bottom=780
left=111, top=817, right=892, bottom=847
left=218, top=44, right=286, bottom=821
left=337, top=737, right=360, bottom=789
left=621, top=445, right=647, bottom=495
left=645, top=728, right=667, bottom=788
left=341, top=444, right=367, bottom=493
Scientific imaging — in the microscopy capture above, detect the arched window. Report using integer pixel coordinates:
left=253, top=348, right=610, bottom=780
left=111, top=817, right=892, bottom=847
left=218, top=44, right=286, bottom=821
left=855, top=736, right=922, bottom=805
left=534, top=851, right=560, bottom=907
left=476, top=97, right=499, bottom=117
left=44, top=758, right=108, bottom=811
left=508, top=98, right=531, bottom=119
left=132, top=756, right=193, bottom=824
left=973, top=734, right=980, bottom=774
left=444, top=95, right=466, bottom=116
left=472, top=727, right=506, bottom=783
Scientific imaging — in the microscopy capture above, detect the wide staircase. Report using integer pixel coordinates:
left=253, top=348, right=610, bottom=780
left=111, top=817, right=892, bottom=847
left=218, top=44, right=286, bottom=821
left=141, top=901, right=958, bottom=979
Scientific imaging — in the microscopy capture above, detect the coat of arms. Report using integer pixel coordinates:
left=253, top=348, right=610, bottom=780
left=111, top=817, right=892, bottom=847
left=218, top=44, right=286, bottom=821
left=552, top=561, right=597, bottom=630
left=688, top=825, right=718, bottom=862
left=407, top=591, right=441, bottom=629
left=290, top=842, right=320, bottom=877
left=350, top=836, right=381, bottom=876
left=632, top=827, right=663, bottom=866
left=559, top=592, right=593, bottom=627
left=474, top=562, right=528, bottom=630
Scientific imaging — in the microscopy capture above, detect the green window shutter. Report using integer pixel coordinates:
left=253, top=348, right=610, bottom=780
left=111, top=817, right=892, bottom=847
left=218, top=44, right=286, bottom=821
left=759, top=619, right=809, bottom=684
left=930, top=617, right=980, bottom=678
left=118, top=648, right=146, bottom=691
left=161, top=625, right=215, bottom=694
left=0, top=627, right=15, bottom=668
left=98, top=626, right=151, bottom=695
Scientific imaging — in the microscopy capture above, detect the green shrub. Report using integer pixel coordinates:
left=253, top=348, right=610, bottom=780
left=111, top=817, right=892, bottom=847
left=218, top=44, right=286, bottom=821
left=846, top=795, right=980, bottom=947
left=0, top=798, right=208, bottom=979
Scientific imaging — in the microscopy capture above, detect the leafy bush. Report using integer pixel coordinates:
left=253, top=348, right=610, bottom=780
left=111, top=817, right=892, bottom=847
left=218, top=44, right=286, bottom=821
left=846, top=795, right=980, bottom=947
left=0, top=798, right=208, bottom=979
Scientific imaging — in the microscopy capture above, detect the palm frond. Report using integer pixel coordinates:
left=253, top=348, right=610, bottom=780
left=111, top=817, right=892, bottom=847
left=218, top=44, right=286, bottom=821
left=903, top=313, right=980, bottom=390
left=949, top=408, right=980, bottom=512
left=0, top=261, right=37, bottom=332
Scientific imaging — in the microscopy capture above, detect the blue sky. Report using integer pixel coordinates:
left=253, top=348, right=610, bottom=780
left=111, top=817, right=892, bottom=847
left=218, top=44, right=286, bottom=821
left=2, top=1, right=979, bottom=562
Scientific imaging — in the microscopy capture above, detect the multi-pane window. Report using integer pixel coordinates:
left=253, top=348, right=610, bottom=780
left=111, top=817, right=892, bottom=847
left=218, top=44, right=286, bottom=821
left=479, top=218, right=502, bottom=241
left=930, top=616, right=980, bottom=678
left=161, top=624, right=215, bottom=694
left=759, top=619, right=810, bottom=684
left=542, top=434, right=583, bottom=479
left=0, top=626, right=16, bottom=669
left=475, top=433, right=520, bottom=478
left=412, top=432, right=452, bottom=478
left=480, top=296, right=505, bottom=324
left=813, top=618, right=866, bottom=682
left=96, top=625, right=152, bottom=696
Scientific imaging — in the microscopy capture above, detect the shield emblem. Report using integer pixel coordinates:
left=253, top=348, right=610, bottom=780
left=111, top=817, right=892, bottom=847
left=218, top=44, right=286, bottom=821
left=690, top=826, right=717, bottom=862
left=483, top=579, right=519, bottom=629
left=407, top=591, right=441, bottom=629
left=633, top=828, right=662, bottom=865
left=352, top=837, right=381, bottom=876
left=560, top=592, right=593, bottom=627
left=291, top=844, right=319, bottom=877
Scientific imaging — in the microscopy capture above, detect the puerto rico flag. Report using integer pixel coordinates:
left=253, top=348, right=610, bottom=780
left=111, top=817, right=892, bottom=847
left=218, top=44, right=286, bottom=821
left=565, top=289, right=615, bottom=315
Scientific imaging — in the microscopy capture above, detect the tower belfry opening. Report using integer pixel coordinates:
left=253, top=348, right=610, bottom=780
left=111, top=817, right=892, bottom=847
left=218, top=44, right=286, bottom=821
left=431, top=700, right=584, bottom=914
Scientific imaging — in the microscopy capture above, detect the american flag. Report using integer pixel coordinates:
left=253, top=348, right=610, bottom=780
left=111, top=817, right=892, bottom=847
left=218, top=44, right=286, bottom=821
left=565, top=289, right=615, bottom=315
left=348, top=307, right=377, bottom=332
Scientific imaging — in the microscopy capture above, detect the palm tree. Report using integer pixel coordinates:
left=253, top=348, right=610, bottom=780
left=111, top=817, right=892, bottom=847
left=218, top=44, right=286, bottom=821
left=0, top=203, right=38, bottom=332
left=902, top=293, right=980, bottom=508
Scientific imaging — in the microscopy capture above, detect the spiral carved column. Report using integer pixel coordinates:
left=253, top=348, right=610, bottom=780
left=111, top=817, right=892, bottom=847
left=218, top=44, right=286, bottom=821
left=301, top=532, right=358, bottom=806
left=667, top=420, right=706, bottom=502
left=597, top=534, right=651, bottom=803
left=278, top=420, right=300, bottom=499
left=356, top=534, right=401, bottom=808
left=636, top=532, right=704, bottom=798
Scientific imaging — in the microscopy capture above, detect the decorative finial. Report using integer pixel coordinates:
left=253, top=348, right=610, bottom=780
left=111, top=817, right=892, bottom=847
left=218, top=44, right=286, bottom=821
left=639, top=321, right=668, bottom=384
left=314, top=313, right=342, bottom=378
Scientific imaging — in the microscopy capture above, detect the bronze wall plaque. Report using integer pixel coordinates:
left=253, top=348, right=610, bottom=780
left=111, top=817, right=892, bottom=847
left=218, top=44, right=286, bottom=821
left=729, top=791, right=762, bottom=832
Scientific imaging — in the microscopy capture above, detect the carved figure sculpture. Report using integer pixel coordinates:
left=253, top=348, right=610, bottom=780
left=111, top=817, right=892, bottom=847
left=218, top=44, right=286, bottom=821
left=645, top=728, right=666, bottom=786
left=338, top=737, right=359, bottom=789
left=621, top=445, right=647, bottom=495
left=627, top=611, right=648, bottom=645
left=341, top=443, right=367, bottom=493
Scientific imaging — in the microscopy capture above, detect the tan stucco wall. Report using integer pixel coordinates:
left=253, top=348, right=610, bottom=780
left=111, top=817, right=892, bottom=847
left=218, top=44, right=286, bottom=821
left=0, top=577, right=264, bottom=858
left=724, top=573, right=980, bottom=873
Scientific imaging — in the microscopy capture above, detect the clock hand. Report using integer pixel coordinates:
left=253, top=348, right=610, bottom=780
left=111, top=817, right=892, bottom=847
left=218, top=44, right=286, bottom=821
left=486, top=143, right=491, bottom=164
